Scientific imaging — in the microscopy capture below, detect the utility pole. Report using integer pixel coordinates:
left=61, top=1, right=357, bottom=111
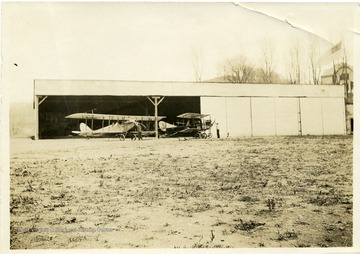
left=147, top=96, right=165, bottom=139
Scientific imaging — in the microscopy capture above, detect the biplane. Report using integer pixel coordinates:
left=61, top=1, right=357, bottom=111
left=159, top=113, right=214, bottom=139
left=65, top=113, right=165, bottom=140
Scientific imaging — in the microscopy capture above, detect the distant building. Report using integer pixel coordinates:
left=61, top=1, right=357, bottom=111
left=318, top=41, right=353, bottom=135
left=321, top=63, right=353, bottom=93
left=320, top=64, right=353, bottom=135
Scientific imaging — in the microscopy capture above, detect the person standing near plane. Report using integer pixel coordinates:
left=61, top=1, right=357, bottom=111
left=216, top=122, right=220, bottom=139
left=137, top=122, right=143, bottom=140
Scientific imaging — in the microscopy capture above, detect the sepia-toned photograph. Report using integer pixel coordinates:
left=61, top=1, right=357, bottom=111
left=1, top=1, right=358, bottom=251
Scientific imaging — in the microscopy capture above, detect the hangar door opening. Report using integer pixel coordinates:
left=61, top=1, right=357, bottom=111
left=37, top=95, right=200, bottom=139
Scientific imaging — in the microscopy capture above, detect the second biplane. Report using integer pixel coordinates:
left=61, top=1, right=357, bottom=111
left=159, top=112, right=214, bottom=139
left=65, top=113, right=165, bottom=140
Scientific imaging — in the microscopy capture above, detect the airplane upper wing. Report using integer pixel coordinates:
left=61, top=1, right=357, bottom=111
left=65, top=113, right=165, bottom=121
left=177, top=113, right=210, bottom=119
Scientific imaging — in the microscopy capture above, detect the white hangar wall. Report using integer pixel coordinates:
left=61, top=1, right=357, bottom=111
left=201, top=96, right=346, bottom=137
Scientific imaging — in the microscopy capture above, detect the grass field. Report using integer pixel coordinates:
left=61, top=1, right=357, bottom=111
left=9, top=136, right=353, bottom=248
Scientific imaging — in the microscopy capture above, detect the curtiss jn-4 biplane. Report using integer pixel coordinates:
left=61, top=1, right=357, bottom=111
left=159, top=113, right=214, bottom=139
left=65, top=113, right=165, bottom=140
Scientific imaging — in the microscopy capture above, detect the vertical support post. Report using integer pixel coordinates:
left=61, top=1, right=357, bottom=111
left=91, top=109, right=94, bottom=130
left=34, top=95, right=39, bottom=140
left=154, top=97, right=159, bottom=139
left=147, top=96, right=165, bottom=139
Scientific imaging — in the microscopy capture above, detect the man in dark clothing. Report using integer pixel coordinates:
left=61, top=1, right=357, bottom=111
left=216, top=123, right=220, bottom=139
left=137, top=123, right=143, bottom=140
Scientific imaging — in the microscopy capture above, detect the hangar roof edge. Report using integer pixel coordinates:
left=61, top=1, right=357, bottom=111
left=34, top=79, right=345, bottom=98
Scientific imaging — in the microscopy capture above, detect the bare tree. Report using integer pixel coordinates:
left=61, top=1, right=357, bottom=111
left=309, top=39, right=321, bottom=84
left=192, top=50, right=203, bottom=82
left=259, top=38, right=275, bottom=84
left=287, top=40, right=302, bottom=84
left=223, top=55, right=254, bottom=83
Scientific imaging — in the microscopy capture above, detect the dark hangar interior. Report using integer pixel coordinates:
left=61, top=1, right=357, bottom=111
left=38, top=95, right=200, bottom=138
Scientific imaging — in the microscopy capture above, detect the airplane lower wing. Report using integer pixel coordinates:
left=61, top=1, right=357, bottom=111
left=129, top=130, right=155, bottom=137
left=164, top=127, right=199, bottom=138
left=93, top=122, right=136, bottom=134
left=178, top=127, right=200, bottom=134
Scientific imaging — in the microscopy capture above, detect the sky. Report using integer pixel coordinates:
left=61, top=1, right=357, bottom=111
left=240, top=3, right=356, bottom=44
left=1, top=2, right=358, bottom=103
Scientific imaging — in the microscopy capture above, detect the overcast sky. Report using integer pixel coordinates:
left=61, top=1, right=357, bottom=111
left=2, top=2, right=358, bottom=103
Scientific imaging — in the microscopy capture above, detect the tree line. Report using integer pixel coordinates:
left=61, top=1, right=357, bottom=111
left=194, top=37, right=324, bottom=85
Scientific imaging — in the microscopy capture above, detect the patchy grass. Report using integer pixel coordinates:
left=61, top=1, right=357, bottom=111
left=10, top=136, right=353, bottom=248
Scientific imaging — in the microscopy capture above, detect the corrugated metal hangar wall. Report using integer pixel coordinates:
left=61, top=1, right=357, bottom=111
left=201, top=97, right=346, bottom=137
left=34, top=80, right=346, bottom=138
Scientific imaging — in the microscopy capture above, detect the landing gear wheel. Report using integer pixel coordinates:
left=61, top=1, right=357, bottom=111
left=207, top=133, right=212, bottom=138
left=131, top=134, right=137, bottom=141
left=201, top=132, right=207, bottom=139
left=118, top=134, right=126, bottom=141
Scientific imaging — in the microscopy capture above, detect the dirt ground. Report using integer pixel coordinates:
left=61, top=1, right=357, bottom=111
left=9, top=135, right=353, bottom=249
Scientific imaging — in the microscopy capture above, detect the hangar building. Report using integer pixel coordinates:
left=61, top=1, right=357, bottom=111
left=34, top=79, right=346, bottom=139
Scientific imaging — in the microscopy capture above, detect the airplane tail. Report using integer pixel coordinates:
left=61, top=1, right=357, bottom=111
left=80, top=123, right=92, bottom=133
left=159, top=121, right=177, bottom=132
left=72, top=123, right=93, bottom=135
